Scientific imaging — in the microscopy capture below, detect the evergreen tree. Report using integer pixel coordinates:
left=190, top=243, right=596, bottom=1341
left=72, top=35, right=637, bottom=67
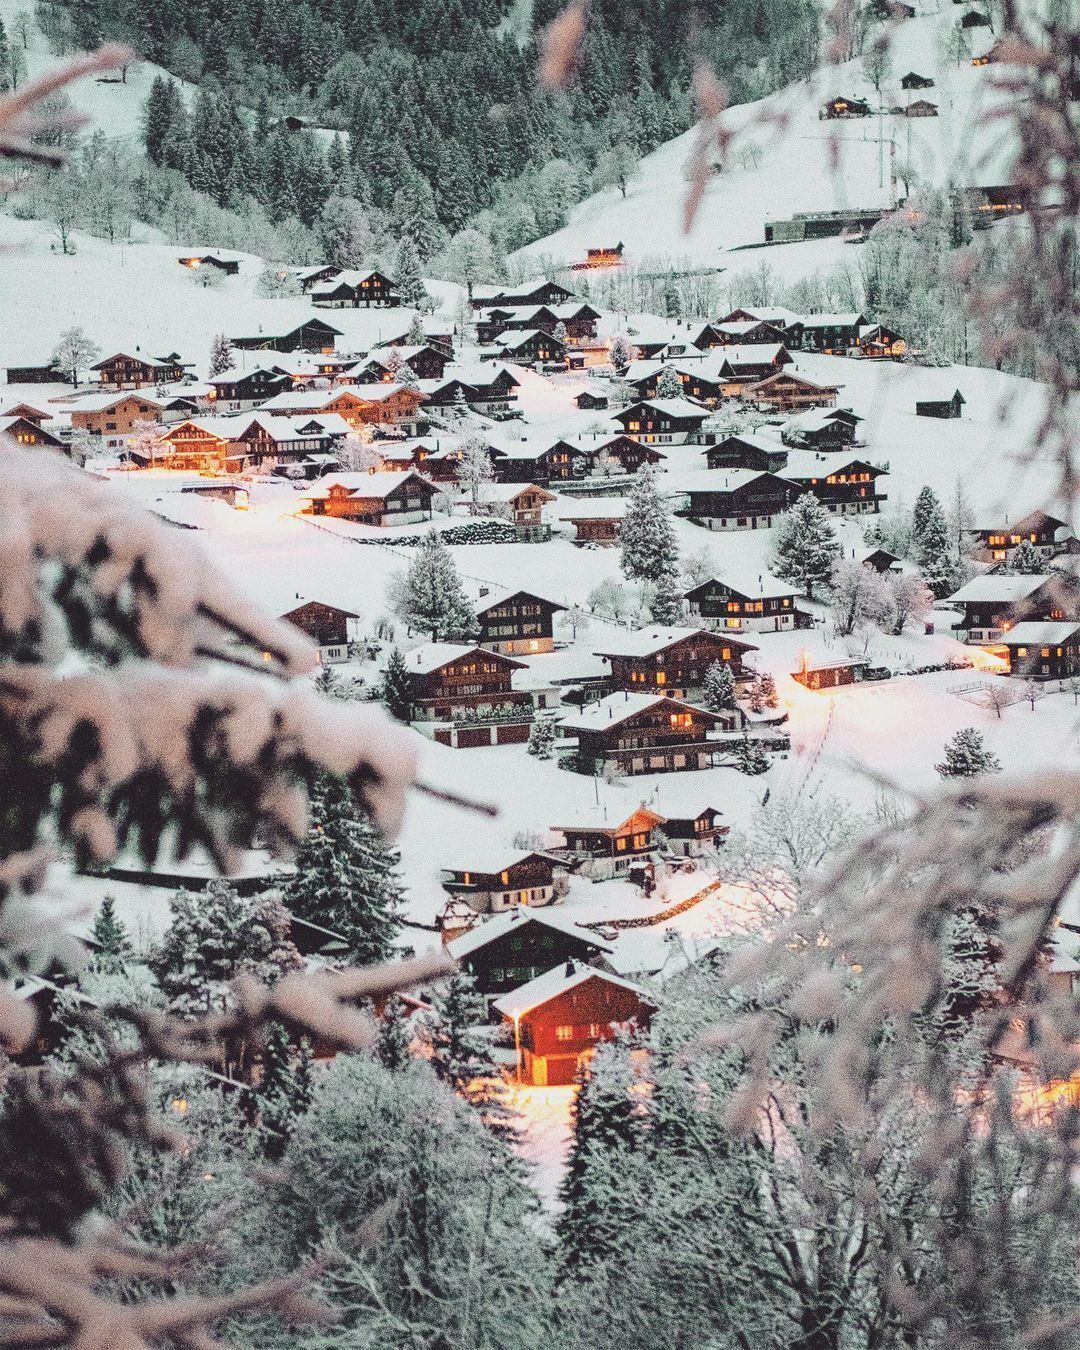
left=406, top=312, right=426, bottom=346
left=655, top=365, right=683, bottom=400
left=620, top=466, right=679, bottom=584
left=648, top=569, right=685, bottom=624
left=375, top=994, right=416, bottom=1070
left=558, top=1036, right=647, bottom=1273
left=427, top=970, right=516, bottom=1139
left=912, top=487, right=960, bottom=598
left=609, top=333, right=635, bottom=369
left=760, top=672, right=779, bottom=708
left=207, top=334, right=233, bottom=379
left=734, top=734, right=769, bottom=775
left=704, top=660, right=737, bottom=712
left=771, top=494, right=841, bottom=600
left=527, top=717, right=556, bottom=759
left=394, top=237, right=429, bottom=309
left=936, top=728, right=1002, bottom=779
left=748, top=676, right=765, bottom=714
left=554, top=319, right=569, bottom=346
left=282, top=772, right=403, bottom=967
left=257, top=1021, right=314, bottom=1159
left=89, top=896, right=133, bottom=972
left=379, top=646, right=413, bottom=722
left=391, top=531, right=476, bottom=640
left=1008, top=540, right=1044, bottom=574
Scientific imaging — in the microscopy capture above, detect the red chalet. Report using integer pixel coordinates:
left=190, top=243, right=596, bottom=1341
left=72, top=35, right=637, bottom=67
left=494, top=961, right=655, bottom=1085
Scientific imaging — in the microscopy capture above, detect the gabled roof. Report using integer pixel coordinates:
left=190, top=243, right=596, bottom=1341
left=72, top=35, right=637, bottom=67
left=947, top=574, right=1054, bottom=603
left=784, top=406, right=862, bottom=433
left=975, top=509, right=1068, bottom=535
left=91, top=351, right=178, bottom=371
left=799, top=312, right=866, bottom=327
left=747, top=371, right=840, bottom=394
left=782, top=450, right=884, bottom=478
left=708, top=430, right=787, bottom=455
left=404, top=643, right=526, bottom=676
left=300, top=470, right=436, bottom=501
left=446, top=906, right=613, bottom=962
left=555, top=496, right=628, bottom=520
left=667, top=468, right=792, bottom=493
left=475, top=587, right=566, bottom=616
left=492, top=962, right=653, bottom=1020
left=684, top=572, right=796, bottom=601
left=616, top=397, right=709, bottom=420
left=996, top=622, right=1080, bottom=646
left=495, top=328, right=565, bottom=349
left=716, top=343, right=791, bottom=371
left=553, top=805, right=668, bottom=837
left=282, top=598, right=360, bottom=620
left=594, top=626, right=756, bottom=659
left=559, top=692, right=726, bottom=732
left=462, top=483, right=558, bottom=507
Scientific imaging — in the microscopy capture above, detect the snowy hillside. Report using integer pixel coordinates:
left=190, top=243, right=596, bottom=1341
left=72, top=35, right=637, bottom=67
left=515, top=8, right=1018, bottom=278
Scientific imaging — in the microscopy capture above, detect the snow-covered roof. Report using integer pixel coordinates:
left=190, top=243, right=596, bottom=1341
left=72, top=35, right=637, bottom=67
left=665, top=468, right=784, bottom=492
left=784, top=406, right=862, bottom=433
left=475, top=585, right=564, bottom=614
left=947, top=574, right=1053, bottom=603
left=461, top=483, right=556, bottom=505
left=717, top=343, right=789, bottom=368
left=447, top=906, right=614, bottom=961
left=594, top=626, right=723, bottom=658
left=687, top=570, right=795, bottom=600
left=782, top=449, right=878, bottom=478
left=729, top=307, right=803, bottom=327
left=559, top=691, right=720, bottom=732
left=494, top=329, right=560, bottom=349
left=300, top=470, right=433, bottom=501
left=65, top=390, right=169, bottom=413
left=260, top=387, right=339, bottom=411
left=404, top=643, right=525, bottom=675
left=554, top=496, right=628, bottom=520
left=492, top=961, right=652, bottom=1019
left=993, top=622, right=1080, bottom=645
left=709, top=429, right=786, bottom=453
left=626, top=397, right=708, bottom=418
left=311, top=268, right=394, bottom=292
left=799, top=312, right=864, bottom=327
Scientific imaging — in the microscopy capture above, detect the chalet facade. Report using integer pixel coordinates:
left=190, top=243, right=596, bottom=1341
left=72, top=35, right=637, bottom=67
left=463, top=484, right=555, bottom=539
left=784, top=454, right=888, bottom=515
left=493, top=329, right=566, bottom=366
left=404, top=644, right=531, bottom=725
left=207, top=367, right=291, bottom=412
left=70, top=393, right=183, bottom=445
left=162, top=414, right=347, bottom=472
left=559, top=693, right=738, bottom=775
left=596, top=627, right=757, bottom=695
left=232, top=319, right=342, bottom=354
left=439, top=854, right=568, bottom=924
left=628, top=363, right=726, bottom=406
left=969, top=510, right=1068, bottom=564
left=92, top=353, right=185, bottom=390
left=300, top=470, right=438, bottom=525
left=494, top=963, right=655, bottom=1086
left=470, top=278, right=575, bottom=311
left=5, top=363, right=66, bottom=383
left=614, top=399, right=710, bottom=445
left=781, top=407, right=863, bottom=451
left=684, top=576, right=799, bottom=633
left=744, top=371, right=840, bottom=412
left=476, top=303, right=600, bottom=346
left=672, top=470, right=799, bottom=531
left=552, top=807, right=666, bottom=878
left=264, top=386, right=428, bottom=432
left=793, top=656, right=869, bottom=689
left=310, top=269, right=399, bottom=308
left=0, top=415, right=65, bottom=451
left=901, top=71, right=935, bottom=89
left=822, top=96, right=871, bottom=119
left=947, top=575, right=1075, bottom=643
left=705, top=432, right=789, bottom=473
left=476, top=589, right=566, bottom=656
left=658, top=807, right=728, bottom=857
left=489, top=438, right=593, bottom=485
left=993, top=623, right=1080, bottom=679
left=795, top=314, right=866, bottom=353
left=596, top=434, right=667, bottom=475
left=350, top=345, right=450, bottom=383
left=178, top=253, right=239, bottom=275
left=448, top=910, right=612, bottom=998
left=556, top=498, right=625, bottom=545
left=280, top=599, right=359, bottom=663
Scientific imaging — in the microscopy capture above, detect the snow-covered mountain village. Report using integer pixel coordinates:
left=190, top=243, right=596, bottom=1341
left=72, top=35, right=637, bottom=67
left=0, top=0, right=1078, bottom=1345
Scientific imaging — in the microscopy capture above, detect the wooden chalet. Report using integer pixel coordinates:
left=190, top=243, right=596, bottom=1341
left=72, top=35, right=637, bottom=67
left=556, top=497, right=626, bottom=546
left=946, top=574, right=1074, bottom=643
left=628, top=362, right=726, bottom=406
left=439, top=855, right=569, bottom=927
left=280, top=599, right=359, bottom=663
left=162, top=414, right=347, bottom=472
left=91, top=352, right=186, bottom=390
left=559, top=692, right=738, bottom=776
left=0, top=402, right=52, bottom=425
left=822, top=95, right=872, bottom=118
left=349, top=345, right=450, bottom=383
left=969, top=510, right=1069, bottom=564
left=476, top=588, right=566, bottom=656
left=743, top=371, right=840, bottom=412
left=901, top=71, right=935, bottom=89
left=993, top=622, right=1080, bottom=680
left=905, top=99, right=939, bottom=117
left=783, top=452, right=888, bottom=516
left=575, top=388, right=609, bottom=410
left=672, top=469, right=799, bottom=531
left=714, top=320, right=790, bottom=348
left=476, top=303, right=600, bottom=346
left=69, top=392, right=188, bottom=444
left=792, top=654, right=869, bottom=690
left=720, top=306, right=804, bottom=336
left=706, top=432, right=789, bottom=473
left=462, top=484, right=556, bottom=539
left=714, top=345, right=794, bottom=395
left=856, top=323, right=907, bottom=358
left=470, top=278, right=575, bottom=311
left=494, top=962, right=655, bottom=1086
left=178, top=253, right=239, bottom=275
left=613, top=398, right=710, bottom=444
left=915, top=388, right=965, bottom=419
left=0, top=415, right=65, bottom=451
left=447, top=908, right=613, bottom=999
left=596, top=626, right=757, bottom=695
left=794, top=314, right=867, bottom=354
left=488, top=437, right=593, bottom=485
left=299, top=470, right=437, bottom=525
left=232, top=318, right=342, bottom=354
left=492, top=328, right=566, bottom=366
left=207, top=366, right=291, bottom=412
left=292, top=265, right=341, bottom=292
left=781, top=407, right=863, bottom=451
left=596, top=433, right=667, bottom=474
left=571, top=243, right=626, bottom=271
left=263, top=385, right=428, bottom=432
left=858, top=546, right=903, bottom=573
left=404, top=643, right=531, bottom=726
left=5, top=363, right=66, bottom=384
left=960, top=7, right=991, bottom=27
left=552, top=806, right=667, bottom=877
left=684, top=575, right=799, bottom=633
left=309, top=269, right=400, bottom=308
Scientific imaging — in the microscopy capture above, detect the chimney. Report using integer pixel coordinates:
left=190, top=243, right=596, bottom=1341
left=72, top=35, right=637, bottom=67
left=565, top=959, right=575, bottom=976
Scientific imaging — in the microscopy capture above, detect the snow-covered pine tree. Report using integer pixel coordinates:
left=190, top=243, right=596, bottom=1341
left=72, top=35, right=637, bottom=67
left=527, top=717, right=556, bottom=759
left=915, top=501, right=960, bottom=598
left=554, top=320, right=569, bottom=345
left=655, top=365, right=683, bottom=400
left=1008, top=539, right=1045, bottom=574
left=375, top=994, right=416, bottom=1070
left=391, top=531, right=476, bottom=639
left=703, top=660, right=737, bottom=711
left=283, top=772, right=404, bottom=967
left=649, top=569, right=685, bottom=624
left=748, top=677, right=765, bottom=714
left=936, top=727, right=1002, bottom=779
left=558, top=1036, right=647, bottom=1274
left=89, top=895, right=133, bottom=972
left=621, top=466, right=679, bottom=584
left=380, top=646, right=414, bottom=722
left=760, top=672, right=779, bottom=708
left=771, top=493, right=841, bottom=600
left=406, top=312, right=425, bottom=346
left=208, top=333, right=233, bottom=378
left=609, top=333, right=635, bottom=370
left=257, top=1021, right=314, bottom=1159
left=427, top=970, right=516, bottom=1139
left=734, top=734, right=769, bottom=775
left=395, top=237, right=429, bottom=309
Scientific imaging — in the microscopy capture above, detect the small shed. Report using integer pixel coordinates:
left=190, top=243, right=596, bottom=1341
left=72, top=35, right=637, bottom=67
left=915, top=389, right=965, bottom=419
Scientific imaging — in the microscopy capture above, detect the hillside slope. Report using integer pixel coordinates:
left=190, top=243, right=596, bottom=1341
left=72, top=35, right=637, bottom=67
left=515, top=9, right=1017, bottom=276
